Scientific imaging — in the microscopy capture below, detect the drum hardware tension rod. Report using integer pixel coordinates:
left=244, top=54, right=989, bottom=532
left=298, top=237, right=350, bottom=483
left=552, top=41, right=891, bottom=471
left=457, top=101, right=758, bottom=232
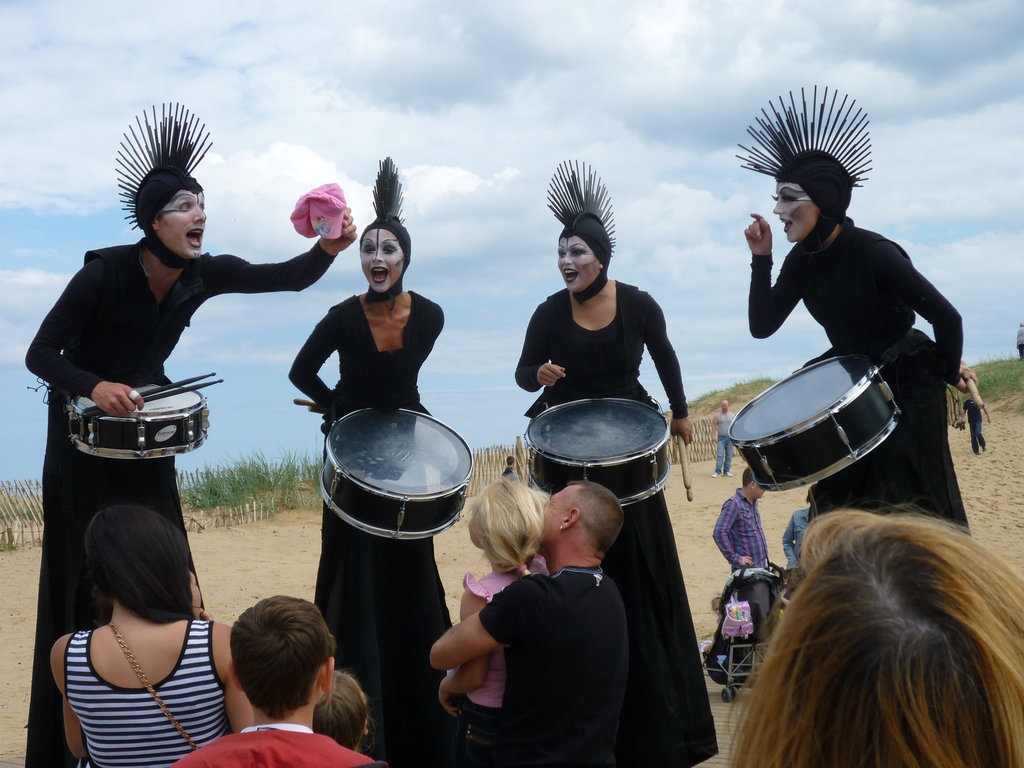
left=830, top=414, right=853, bottom=454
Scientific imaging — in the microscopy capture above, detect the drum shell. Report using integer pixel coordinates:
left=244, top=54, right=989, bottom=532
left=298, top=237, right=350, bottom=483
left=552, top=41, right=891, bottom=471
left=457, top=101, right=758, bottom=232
left=67, top=395, right=208, bottom=459
left=525, top=398, right=671, bottom=505
left=731, top=359, right=898, bottom=490
left=530, top=443, right=671, bottom=505
left=320, top=408, right=473, bottom=540
left=321, top=462, right=466, bottom=540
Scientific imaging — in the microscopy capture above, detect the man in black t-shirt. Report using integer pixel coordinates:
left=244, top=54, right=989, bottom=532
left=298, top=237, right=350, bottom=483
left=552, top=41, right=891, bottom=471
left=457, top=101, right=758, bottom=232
left=431, top=481, right=628, bottom=768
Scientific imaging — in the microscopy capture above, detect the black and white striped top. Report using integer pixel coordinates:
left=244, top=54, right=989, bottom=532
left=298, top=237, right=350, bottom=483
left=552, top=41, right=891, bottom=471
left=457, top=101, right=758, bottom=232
left=65, top=620, right=229, bottom=767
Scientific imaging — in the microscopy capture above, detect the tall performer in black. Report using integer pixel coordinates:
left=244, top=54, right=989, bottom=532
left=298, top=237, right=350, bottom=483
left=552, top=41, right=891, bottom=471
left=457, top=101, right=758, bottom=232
left=24, top=103, right=357, bottom=768
left=515, top=162, right=718, bottom=766
left=289, top=158, right=452, bottom=768
left=739, top=86, right=973, bottom=524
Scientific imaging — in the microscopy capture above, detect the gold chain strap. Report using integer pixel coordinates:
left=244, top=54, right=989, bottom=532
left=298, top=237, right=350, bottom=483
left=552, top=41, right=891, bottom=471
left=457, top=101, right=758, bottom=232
left=108, top=623, right=198, bottom=751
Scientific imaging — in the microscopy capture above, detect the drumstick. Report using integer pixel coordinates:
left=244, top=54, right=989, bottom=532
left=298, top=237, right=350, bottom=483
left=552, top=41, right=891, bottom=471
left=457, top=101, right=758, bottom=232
left=960, top=362, right=984, bottom=407
left=142, top=379, right=223, bottom=405
left=141, top=372, right=218, bottom=399
left=673, top=435, right=694, bottom=502
left=294, top=398, right=327, bottom=414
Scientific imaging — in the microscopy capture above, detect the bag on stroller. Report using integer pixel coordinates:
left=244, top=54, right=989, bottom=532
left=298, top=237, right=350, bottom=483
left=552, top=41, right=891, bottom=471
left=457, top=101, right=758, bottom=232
left=704, top=565, right=783, bottom=701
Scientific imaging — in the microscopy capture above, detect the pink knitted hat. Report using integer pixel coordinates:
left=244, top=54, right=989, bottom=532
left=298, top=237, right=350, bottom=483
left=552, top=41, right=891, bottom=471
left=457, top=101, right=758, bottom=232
left=290, top=183, right=347, bottom=238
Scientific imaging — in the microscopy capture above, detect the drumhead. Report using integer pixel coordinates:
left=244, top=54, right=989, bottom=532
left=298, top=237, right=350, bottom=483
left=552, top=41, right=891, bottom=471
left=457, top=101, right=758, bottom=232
left=730, top=355, right=874, bottom=441
left=326, top=409, right=473, bottom=497
left=73, top=389, right=202, bottom=414
left=526, top=398, right=668, bottom=462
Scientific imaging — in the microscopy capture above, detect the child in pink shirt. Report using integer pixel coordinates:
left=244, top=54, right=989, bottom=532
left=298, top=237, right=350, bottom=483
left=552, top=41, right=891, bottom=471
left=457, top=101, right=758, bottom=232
left=438, top=479, right=548, bottom=768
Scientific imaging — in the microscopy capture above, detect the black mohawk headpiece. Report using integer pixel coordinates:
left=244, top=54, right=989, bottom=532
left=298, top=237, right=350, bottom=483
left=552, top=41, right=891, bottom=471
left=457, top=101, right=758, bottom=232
left=116, top=103, right=212, bottom=229
left=546, top=160, right=616, bottom=252
left=737, top=86, right=872, bottom=187
left=370, top=156, right=404, bottom=224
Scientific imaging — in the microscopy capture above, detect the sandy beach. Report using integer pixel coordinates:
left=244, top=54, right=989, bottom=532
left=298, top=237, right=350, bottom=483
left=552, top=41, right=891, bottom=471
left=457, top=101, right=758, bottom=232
left=3, top=405, right=1022, bottom=759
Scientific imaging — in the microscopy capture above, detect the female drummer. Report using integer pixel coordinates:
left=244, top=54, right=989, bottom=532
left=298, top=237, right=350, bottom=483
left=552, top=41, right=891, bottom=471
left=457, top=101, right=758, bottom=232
left=288, top=157, right=451, bottom=768
left=739, top=87, right=971, bottom=524
left=514, top=161, right=718, bottom=767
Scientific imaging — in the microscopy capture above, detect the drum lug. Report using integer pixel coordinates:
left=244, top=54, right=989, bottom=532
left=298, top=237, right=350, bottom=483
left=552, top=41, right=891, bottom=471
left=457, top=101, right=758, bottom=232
left=877, top=379, right=895, bottom=403
left=329, top=472, right=339, bottom=498
left=830, top=413, right=852, bottom=452
left=137, top=421, right=146, bottom=450
left=757, top=451, right=777, bottom=488
left=201, top=407, right=210, bottom=430
left=396, top=497, right=409, bottom=537
left=87, top=421, right=96, bottom=446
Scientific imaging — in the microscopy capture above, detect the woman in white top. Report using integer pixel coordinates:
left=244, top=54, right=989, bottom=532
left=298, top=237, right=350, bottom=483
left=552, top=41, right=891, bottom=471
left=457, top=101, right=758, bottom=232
left=50, top=505, right=251, bottom=767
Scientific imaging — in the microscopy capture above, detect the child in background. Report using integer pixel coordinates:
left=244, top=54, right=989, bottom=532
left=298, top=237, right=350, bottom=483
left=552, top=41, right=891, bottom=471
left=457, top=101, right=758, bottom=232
left=314, top=669, right=372, bottom=754
left=438, top=479, right=549, bottom=768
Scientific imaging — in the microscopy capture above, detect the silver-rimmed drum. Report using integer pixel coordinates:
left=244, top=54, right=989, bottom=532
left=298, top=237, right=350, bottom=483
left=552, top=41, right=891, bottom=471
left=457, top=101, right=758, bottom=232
left=525, top=398, right=671, bottom=505
left=321, top=408, right=473, bottom=539
left=67, top=389, right=208, bottom=459
left=729, top=355, right=900, bottom=491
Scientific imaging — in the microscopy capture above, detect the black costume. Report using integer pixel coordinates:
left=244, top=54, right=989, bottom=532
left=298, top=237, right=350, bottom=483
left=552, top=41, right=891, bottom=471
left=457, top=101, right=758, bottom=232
left=289, top=159, right=452, bottom=768
left=24, top=240, right=339, bottom=768
left=749, top=224, right=966, bottom=522
left=478, top=567, right=628, bottom=768
left=739, top=87, right=966, bottom=525
left=515, top=284, right=719, bottom=767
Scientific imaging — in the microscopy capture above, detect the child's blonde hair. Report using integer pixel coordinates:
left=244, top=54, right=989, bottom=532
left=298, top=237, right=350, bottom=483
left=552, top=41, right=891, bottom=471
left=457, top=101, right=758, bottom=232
left=470, top=479, right=548, bottom=574
left=313, top=669, right=371, bottom=753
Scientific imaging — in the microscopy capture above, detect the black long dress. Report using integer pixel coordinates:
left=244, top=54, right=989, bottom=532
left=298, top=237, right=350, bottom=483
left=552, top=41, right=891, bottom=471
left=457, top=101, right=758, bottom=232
left=24, top=241, right=339, bottom=768
left=515, top=283, right=719, bottom=767
left=289, top=292, right=454, bottom=768
left=749, top=223, right=967, bottom=524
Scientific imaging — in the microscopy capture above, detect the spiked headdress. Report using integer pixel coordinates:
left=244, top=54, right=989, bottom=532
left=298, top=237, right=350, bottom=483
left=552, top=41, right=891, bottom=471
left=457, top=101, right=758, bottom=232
left=547, top=160, right=616, bottom=268
left=115, top=103, right=211, bottom=232
left=361, top=157, right=411, bottom=303
left=738, top=87, right=871, bottom=224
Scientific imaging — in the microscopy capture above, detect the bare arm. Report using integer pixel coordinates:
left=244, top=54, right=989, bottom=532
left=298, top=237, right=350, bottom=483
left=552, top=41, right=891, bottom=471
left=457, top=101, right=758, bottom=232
left=50, top=635, right=87, bottom=758
left=430, top=612, right=500, bottom=671
left=212, top=622, right=253, bottom=732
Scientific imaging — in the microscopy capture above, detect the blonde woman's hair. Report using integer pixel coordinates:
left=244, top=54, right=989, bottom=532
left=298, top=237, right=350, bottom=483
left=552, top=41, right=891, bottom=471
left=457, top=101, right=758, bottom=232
left=313, top=669, right=371, bottom=753
left=470, top=479, right=548, bottom=574
left=733, top=510, right=1024, bottom=768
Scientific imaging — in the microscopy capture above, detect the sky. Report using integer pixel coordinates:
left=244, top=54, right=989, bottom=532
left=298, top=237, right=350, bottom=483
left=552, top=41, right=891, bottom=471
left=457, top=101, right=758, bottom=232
left=2, top=0, right=1022, bottom=482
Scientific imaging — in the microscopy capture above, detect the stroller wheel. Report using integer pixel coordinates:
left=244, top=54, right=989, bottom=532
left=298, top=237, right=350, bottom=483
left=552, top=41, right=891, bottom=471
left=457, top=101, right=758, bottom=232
left=721, top=686, right=735, bottom=703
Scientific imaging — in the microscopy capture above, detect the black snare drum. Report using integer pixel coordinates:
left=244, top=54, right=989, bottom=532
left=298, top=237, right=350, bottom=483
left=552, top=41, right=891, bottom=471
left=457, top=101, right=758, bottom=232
left=321, top=408, right=473, bottom=539
left=729, top=355, right=900, bottom=491
left=67, top=390, right=208, bottom=459
left=525, top=398, right=670, bottom=505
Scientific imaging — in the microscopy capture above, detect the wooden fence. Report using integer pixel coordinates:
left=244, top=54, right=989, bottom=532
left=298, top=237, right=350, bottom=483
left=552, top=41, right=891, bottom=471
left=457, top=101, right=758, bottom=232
left=0, top=393, right=966, bottom=549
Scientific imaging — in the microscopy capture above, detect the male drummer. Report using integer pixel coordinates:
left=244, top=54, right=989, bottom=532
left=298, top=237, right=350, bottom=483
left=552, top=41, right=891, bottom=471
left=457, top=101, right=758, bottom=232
left=23, top=104, right=356, bottom=768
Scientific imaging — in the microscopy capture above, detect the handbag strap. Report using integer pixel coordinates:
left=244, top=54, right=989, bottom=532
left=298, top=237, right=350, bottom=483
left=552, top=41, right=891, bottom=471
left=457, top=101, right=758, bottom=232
left=109, top=623, right=198, bottom=751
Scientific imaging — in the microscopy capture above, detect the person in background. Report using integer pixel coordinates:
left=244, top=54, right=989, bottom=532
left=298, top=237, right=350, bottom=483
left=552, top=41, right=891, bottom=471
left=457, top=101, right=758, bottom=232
left=714, top=469, right=769, bottom=571
left=781, top=483, right=815, bottom=570
left=733, top=510, right=1024, bottom=768
left=314, top=670, right=373, bottom=755
left=1016, top=322, right=1024, bottom=359
left=711, top=400, right=735, bottom=478
left=501, top=456, right=517, bottom=481
left=962, top=397, right=991, bottom=455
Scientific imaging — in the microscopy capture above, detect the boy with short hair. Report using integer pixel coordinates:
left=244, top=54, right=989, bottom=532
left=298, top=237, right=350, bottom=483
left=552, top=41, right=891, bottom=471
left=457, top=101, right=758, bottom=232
left=172, top=596, right=381, bottom=767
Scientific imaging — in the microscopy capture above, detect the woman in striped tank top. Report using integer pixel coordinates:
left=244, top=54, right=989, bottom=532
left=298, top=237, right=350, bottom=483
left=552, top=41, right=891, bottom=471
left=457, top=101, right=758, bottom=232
left=50, top=505, right=251, bottom=766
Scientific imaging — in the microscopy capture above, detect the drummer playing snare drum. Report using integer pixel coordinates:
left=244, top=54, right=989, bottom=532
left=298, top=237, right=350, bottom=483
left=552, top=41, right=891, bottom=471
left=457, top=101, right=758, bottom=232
left=514, top=161, right=717, bottom=768
left=739, top=87, right=974, bottom=524
left=288, top=157, right=453, bottom=768
left=23, top=103, right=357, bottom=768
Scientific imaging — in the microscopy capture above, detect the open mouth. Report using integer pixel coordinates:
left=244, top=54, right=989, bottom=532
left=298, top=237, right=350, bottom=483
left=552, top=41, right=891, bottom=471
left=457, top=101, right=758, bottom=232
left=562, top=268, right=579, bottom=283
left=371, top=267, right=390, bottom=283
left=186, top=229, right=204, bottom=248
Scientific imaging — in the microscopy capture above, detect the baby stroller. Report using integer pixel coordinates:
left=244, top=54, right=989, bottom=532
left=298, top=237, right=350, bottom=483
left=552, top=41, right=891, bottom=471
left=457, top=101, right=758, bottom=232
left=704, top=564, right=783, bottom=702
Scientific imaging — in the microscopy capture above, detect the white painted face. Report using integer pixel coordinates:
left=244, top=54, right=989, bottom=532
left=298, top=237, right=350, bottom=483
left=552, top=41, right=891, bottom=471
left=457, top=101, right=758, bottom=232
left=360, top=228, right=405, bottom=293
left=557, top=236, right=603, bottom=292
left=152, top=190, right=206, bottom=259
left=772, top=182, right=819, bottom=243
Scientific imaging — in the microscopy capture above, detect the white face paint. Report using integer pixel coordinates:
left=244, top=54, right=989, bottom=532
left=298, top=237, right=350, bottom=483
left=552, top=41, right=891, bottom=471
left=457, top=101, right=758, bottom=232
left=557, top=236, right=603, bottom=292
left=772, top=182, right=819, bottom=243
left=360, top=228, right=405, bottom=293
left=152, top=190, right=206, bottom=259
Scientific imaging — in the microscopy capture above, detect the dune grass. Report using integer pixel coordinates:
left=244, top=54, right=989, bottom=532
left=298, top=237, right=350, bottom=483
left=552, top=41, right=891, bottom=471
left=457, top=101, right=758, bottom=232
left=178, top=451, right=321, bottom=513
left=970, top=358, right=1024, bottom=411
